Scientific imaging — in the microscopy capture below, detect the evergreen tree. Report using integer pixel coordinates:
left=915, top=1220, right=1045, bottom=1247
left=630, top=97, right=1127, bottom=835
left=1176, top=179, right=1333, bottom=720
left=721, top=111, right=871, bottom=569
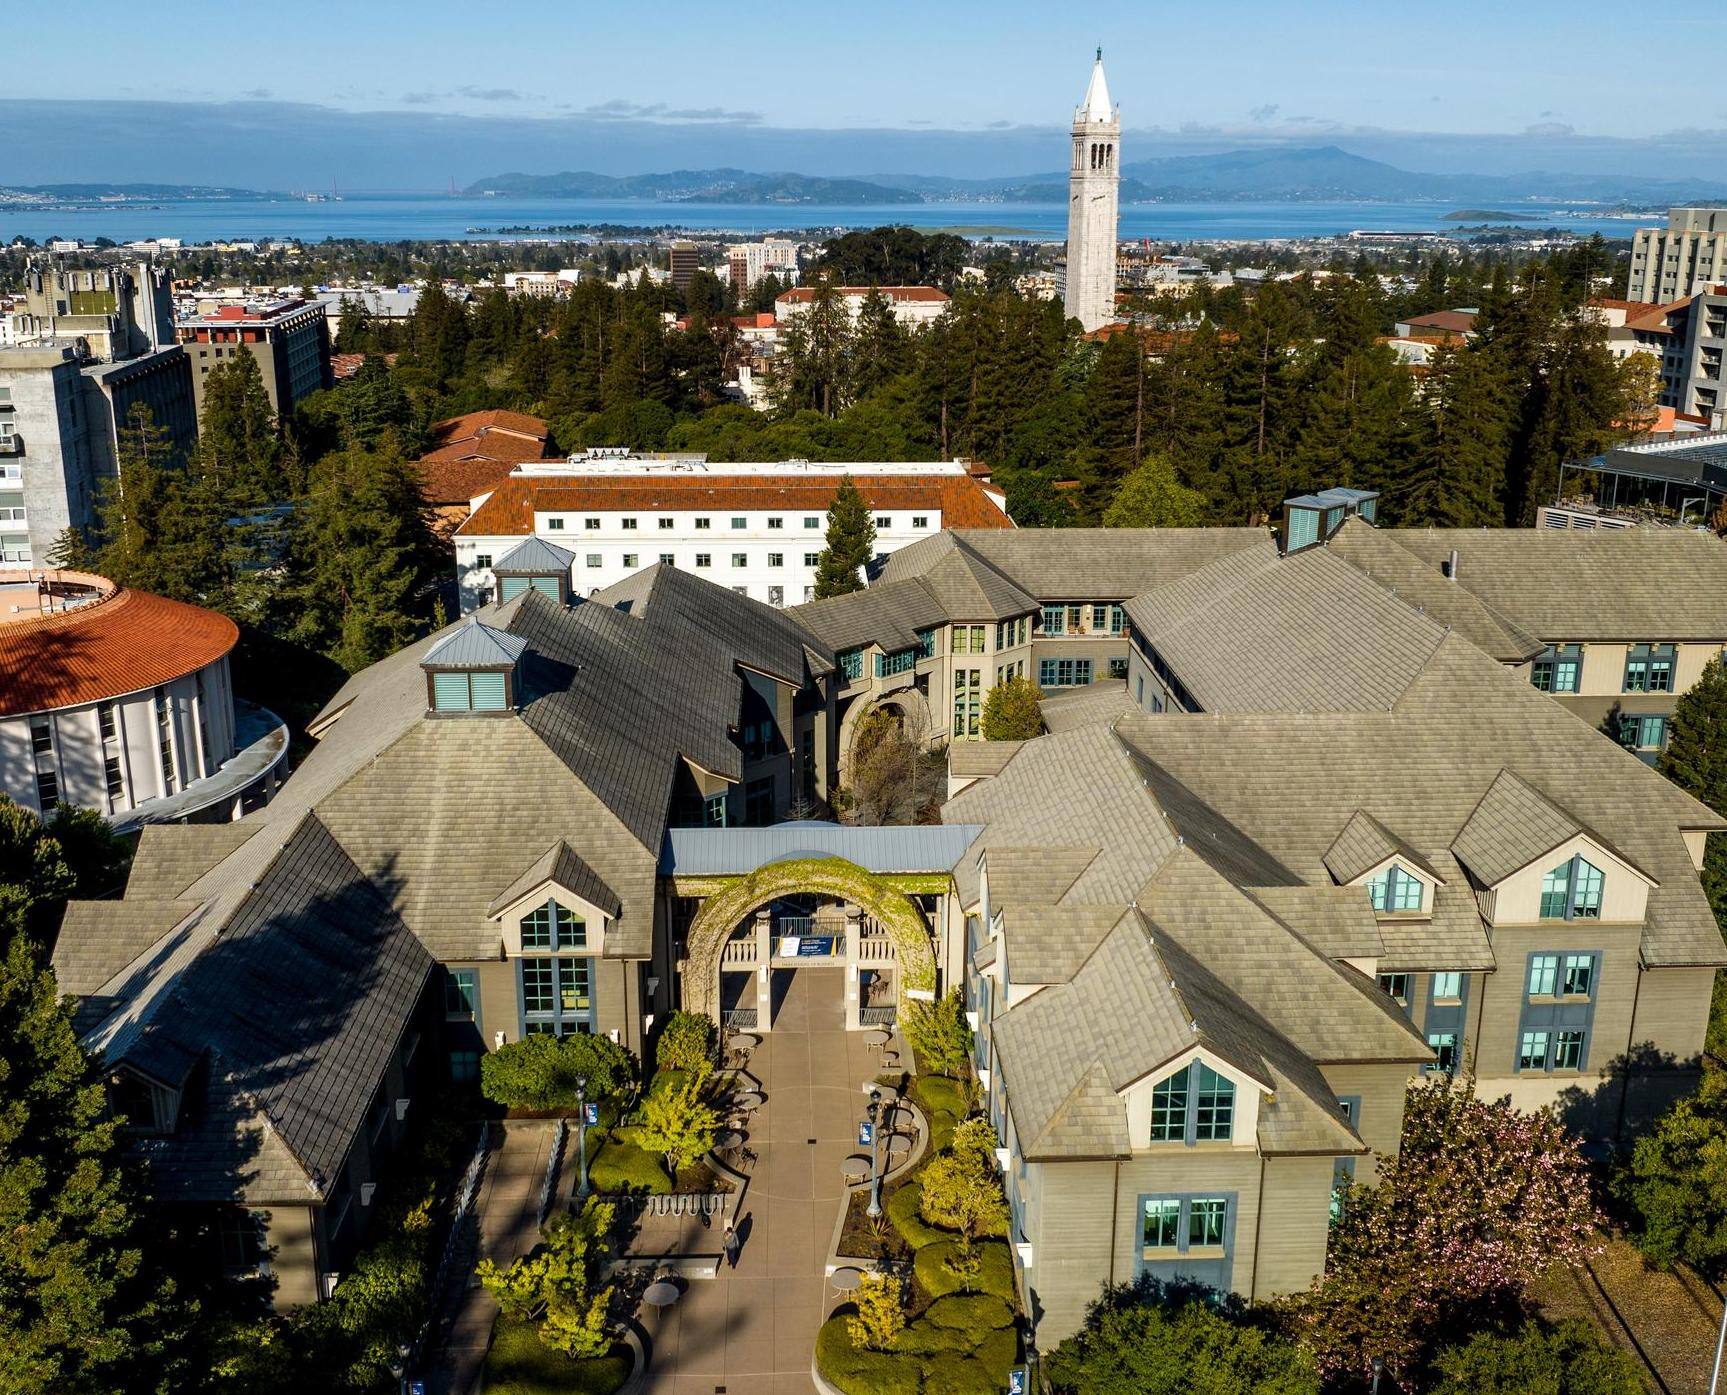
left=814, top=476, right=875, bottom=598
left=338, top=355, right=416, bottom=452
left=331, top=294, right=370, bottom=354
left=197, top=353, right=281, bottom=499
left=1659, top=656, right=1727, bottom=936
left=1077, top=330, right=1146, bottom=515
left=850, top=288, right=907, bottom=402
left=775, top=280, right=853, bottom=417
left=1399, top=342, right=1512, bottom=527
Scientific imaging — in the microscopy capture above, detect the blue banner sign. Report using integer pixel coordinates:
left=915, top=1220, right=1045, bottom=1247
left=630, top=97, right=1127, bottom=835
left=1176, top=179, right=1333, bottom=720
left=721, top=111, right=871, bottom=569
left=858, top=1121, right=874, bottom=1147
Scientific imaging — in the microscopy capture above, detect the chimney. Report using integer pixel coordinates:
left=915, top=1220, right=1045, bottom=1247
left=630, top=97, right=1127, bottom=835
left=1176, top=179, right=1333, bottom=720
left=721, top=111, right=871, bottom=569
left=1444, top=548, right=1460, bottom=581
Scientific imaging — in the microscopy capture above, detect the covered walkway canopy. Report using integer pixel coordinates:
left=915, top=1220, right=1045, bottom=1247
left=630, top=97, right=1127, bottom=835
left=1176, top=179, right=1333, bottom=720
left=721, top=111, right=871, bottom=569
left=659, top=820, right=983, bottom=877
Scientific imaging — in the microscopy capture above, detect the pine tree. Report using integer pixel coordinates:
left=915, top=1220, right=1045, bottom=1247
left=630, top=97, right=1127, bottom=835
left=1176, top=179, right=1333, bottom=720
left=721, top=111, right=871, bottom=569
left=814, top=476, right=875, bottom=598
left=195, top=353, right=282, bottom=502
left=1659, top=657, right=1727, bottom=930
left=850, top=287, right=906, bottom=402
left=1400, top=343, right=1512, bottom=528
left=775, top=280, right=853, bottom=417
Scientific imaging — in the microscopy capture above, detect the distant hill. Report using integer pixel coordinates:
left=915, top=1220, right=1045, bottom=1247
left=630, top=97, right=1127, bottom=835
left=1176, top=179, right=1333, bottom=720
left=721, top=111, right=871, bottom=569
left=0, top=181, right=262, bottom=199
left=464, top=168, right=921, bottom=205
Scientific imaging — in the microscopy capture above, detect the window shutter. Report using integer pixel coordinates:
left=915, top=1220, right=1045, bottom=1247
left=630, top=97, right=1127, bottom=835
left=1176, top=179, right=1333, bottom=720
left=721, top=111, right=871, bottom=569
left=500, top=577, right=528, bottom=601
left=432, top=673, right=471, bottom=711
left=469, top=671, right=508, bottom=710
left=530, top=576, right=561, bottom=598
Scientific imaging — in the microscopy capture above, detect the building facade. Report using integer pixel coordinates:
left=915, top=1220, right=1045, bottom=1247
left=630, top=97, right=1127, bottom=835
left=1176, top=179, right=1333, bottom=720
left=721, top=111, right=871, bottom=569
left=453, top=455, right=1013, bottom=611
left=1630, top=207, right=1727, bottom=303
left=0, top=569, right=286, bottom=825
left=728, top=239, right=800, bottom=290
left=1062, top=50, right=1120, bottom=333
left=774, top=285, right=950, bottom=328
left=177, top=298, right=333, bottom=418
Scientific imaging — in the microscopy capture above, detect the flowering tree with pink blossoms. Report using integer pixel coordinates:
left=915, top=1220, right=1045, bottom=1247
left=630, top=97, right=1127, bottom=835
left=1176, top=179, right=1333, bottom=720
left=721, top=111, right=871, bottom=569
left=1283, top=1076, right=1601, bottom=1384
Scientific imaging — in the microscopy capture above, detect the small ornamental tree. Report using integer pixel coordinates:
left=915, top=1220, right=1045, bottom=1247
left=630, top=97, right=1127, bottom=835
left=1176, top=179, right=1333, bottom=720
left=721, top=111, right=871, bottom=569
left=900, top=988, right=972, bottom=1079
left=1047, top=1277, right=1319, bottom=1395
left=846, top=1271, right=906, bottom=1352
left=1428, top=1319, right=1643, bottom=1395
left=653, top=1010, right=715, bottom=1076
left=980, top=675, right=1043, bottom=742
left=1102, top=452, right=1211, bottom=529
left=479, top=1032, right=634, bottom=1113
left=1283, top=1076, right=1600, bottom=1384
left=814, top=475, right=875, bottom=598
left=1621, top=1065, right=1727, bottom=1276
left=635, top=1074, right=719, bottom=1177
left=919, top=1117, right=1009, bottom=1269
left=476, top=1199, right=617, bottom=1359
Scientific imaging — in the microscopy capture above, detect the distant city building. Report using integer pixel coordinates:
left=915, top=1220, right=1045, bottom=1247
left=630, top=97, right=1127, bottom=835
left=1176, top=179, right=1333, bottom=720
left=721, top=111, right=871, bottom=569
left=502, top=269, right=581, bottom=299
left=1062, top=49, right=1120, bottom=332
left=0, top=569, right=287, bottom=825
left=668, top=241, right=702, bottom=294
left=727, top=239, right=800, bottom=291
left=1630, top=207, right=1727, bottom=303
left=311, top=284, right=425, bottom=335
left=176, top=298, right=333, bottom=418
left=1589, top=293, right=1727, bottom=430
left=453, top=453, right=1013, bottom=611
left=0, top=260, right=196, bottom=565
left=774, top=285, right=950, bottom=328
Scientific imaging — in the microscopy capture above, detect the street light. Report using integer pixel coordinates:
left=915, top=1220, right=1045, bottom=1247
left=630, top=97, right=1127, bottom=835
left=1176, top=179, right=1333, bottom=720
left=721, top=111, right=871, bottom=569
left=866, top=1088, right=883, bottom=1219
left=1708, top=1285, right=1727, bottom=1395
left=1370, top=1356, right=1384, bottom=1395
left=576, top=1074, right=591, bottom=1200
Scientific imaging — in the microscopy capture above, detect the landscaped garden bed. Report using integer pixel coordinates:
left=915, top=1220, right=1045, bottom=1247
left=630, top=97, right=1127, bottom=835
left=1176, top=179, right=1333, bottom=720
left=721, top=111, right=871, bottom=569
left=483, top=1314, right=632, bottom=1395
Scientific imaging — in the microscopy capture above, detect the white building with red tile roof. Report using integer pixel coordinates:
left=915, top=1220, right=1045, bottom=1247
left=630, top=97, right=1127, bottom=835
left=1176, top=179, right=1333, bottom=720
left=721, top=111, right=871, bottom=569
left=452, top=453, right=1012, bottom=612
left=774, top=285, right=950, bottom=328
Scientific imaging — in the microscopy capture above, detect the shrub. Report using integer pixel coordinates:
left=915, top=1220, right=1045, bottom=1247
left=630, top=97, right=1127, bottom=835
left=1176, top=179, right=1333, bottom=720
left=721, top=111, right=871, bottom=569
left=847, top=1271, right=907, bottom=1351
left=925, top=1294, right=1014, bottom=1331
left=915, top=1240, right=1015, bottom=1301
left=481, top=1033, right=635, bottom=1112
left=927, top=1111, right=958, bottom=1159
left=654, top=1011, right=715, bottom=1075
left=980, top=675, right=1043, bottom=741
left=888, top=1180, right=953, bottom=1250
left=974, top=1324, right=1020, bottom=1376
left=892, top=1322, right=974, bottom=1357
left=923, top=1356, right=999, bottom=1395
left=1428, top=1319, right=1644, bottom=1395
left=911, top=1075, right=969, bottom=1120
left=587, top=1135, right=672, bottom=1195
left=816, top=1314, right=921, bottom=1395
left=902, top=993, right=972, bottom=1078
left=476, top=1200, right=618, bottom=1359
left=635, top=1073, right=719, bottom=1175
left=485, top=1314, right=630, bottom=1395
left=1620, top=1066, right=1727, bottom=1276
left=919, top=1117, right=1010, bottom=1246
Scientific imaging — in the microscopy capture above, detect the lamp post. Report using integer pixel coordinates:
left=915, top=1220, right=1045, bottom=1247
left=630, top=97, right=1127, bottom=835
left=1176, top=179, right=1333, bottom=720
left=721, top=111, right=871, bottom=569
left=866, top=1088, right=883, bottom=1219
left=1708, top=1288, right=1727, bottom=1395
left=576, top=1074, right=591, bottom=1201
left=1370, top=1356, right=1384, bottom=1395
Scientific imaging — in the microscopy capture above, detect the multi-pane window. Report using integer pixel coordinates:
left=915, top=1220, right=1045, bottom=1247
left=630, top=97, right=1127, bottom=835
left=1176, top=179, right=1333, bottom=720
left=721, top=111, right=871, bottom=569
left=731, top=517, right=747, bottom=529
left=587, top=554, right=602, bottom=568
left=29, top=716, right=51, bottom=755
left=1366, top=863, right=1424, bottom=913
left=731, top=553, right=748, bottom=568
left=1554, top=1030, right=1586, bottom=1069
left=1143, top=1199, right=1181, bottom=1249
left=1428, top=1031, right=1459, bottom=1074
left=1142, top=1196, right=1230, bottom=1256
left=658, top=517, right=675, bottom=530
left=1562, top=953, right=1594, bottom=996
left=1520, top=950, right=1597, bottom=1072
left=803, top=516, right=821, bottom=529
left=1432, top=971, right=1462, bottom=1001
left=1377, top=972, right=1411, bottom=1003
left=695, top=517, right=711, bottom=530
left=838, top=649, right=863, bottom=682
left=1624, top=645, right=1675, bottom=693
left=1040, top=605, right=1066, bottom=635
left=767, top=553, right=783, bottom=567
left=1149, top=1063, right=1234, bottom=1144
left=804, top=552, right=820, bottom=567
left=98, top=702, right=116, bottom=740
left=623, top=553, right=638, bottom=568
left=1531, top=646, right=1582, bottom=693
left=912, top=515, right=928, bottom=528
left=1540, top=856, right=1603, bottom=920
left=916, top=628, right=937, bottom=659
left=996, top=616, right=1029, bottom=649
left=1066, top=604, right=1085, bottom=632
left=620, top=518, right=638, bottom=530
left=584, top=517, right=601, bottom=529
left=104, top=756, right=124, bottom=799
left=521, top=899, right=586, bottom=951
left=444, top=969, right=478, bottom=1019
left=547, top=517, right=566, bottom=530
left=1518, top=1030, right=1551, bottom=1071
left=1038, top=658, right=1092, bottom=688
left=520, top=957, right=592, bottom=1036
left=767, top=517, right=784, bottom=530
left=877, top=649, right=917, bottom=677
left=660, top=553, right=675, bottom=565
left=1619, top=713, right=1667, bottom=755
left=875, top=515, right=891, bottom=529
left=156, top=690, right=175, bottom=794
left=1189, top=1198, right=1228, bottom=1247
left=952, top=669, right=982, bottom=739
left=704, top=792, right=727, bottom=828
left=695, top=553, right=711, bottom=568
left=953, top=625, right=986, bottom=654
left=35, top=770, right=58, bottom=807
left=1527, top=953, right=1559, bottom=996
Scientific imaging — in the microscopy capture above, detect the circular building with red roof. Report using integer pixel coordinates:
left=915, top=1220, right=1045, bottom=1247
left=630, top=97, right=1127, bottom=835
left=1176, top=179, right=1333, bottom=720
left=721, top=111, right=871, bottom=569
left=0, top=570, right=287, bottom=826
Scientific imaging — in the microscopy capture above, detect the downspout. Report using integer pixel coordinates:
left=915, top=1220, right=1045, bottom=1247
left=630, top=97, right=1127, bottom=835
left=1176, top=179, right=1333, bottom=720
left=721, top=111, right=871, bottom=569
left=1249, top=1153, right=1267, bottom=1301
left=1619, top=962, right=1645, bottom=1138
left=1107, top=1160, right=1119, bottom=1288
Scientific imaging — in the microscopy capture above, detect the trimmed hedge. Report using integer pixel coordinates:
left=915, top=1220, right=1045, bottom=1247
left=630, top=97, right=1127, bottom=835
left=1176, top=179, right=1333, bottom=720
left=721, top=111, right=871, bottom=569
left=914, top=1240, right=1016, bottom=1301
left=924, top=1357, right=999, bottom=1395
left=484, top=1314, right=630, bottom=1394
left=587, top=1134, right=671, bottom=1195
left=974, top=1325, right=1019, bottom=1375
left=925, top=1294, right=1014, bottom=1331
left=816, top=1315, right=922, bottom=1395
left=887, top=1181, right=955, bottom=1251
left=911, top=1075, right=969, bottom=1120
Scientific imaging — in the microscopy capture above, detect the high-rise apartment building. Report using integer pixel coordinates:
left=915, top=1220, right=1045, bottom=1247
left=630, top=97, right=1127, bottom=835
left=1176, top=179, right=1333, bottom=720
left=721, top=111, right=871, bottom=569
left=727, top=239, right=800, bottom=291
left=1062, top=49, right=1120, bottom=332
left=668, top=241, right=703, bottom=294
left=176, top=298, right=333, bottom=418
left=1629, top=207, right=1727, bottom=303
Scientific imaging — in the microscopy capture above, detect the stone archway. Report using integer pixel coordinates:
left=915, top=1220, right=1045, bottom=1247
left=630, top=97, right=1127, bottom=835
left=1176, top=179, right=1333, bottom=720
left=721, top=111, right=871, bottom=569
left=838, top=684, right=935, bottom=782
left=679, top=856, right=937, bottom=1020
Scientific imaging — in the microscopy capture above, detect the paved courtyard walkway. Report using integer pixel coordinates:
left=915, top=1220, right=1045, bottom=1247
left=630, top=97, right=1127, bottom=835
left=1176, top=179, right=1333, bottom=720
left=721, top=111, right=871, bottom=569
left=640, top=968, right=889, bottom=1394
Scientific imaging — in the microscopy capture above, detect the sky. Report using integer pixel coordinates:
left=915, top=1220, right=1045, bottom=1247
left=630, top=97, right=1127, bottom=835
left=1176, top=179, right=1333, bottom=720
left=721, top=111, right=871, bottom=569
left=5, top=0, right=1727, bottom=187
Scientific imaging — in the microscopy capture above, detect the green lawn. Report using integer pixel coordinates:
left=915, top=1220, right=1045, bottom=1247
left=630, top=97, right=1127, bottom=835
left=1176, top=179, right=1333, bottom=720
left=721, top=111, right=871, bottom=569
left=483, top=1314, right=630, bottom=1395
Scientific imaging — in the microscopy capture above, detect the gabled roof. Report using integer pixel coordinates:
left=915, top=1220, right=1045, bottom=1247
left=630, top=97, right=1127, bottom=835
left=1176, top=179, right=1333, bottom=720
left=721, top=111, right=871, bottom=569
left=1451, top=768, right=1654, bottom=889
left=422, top=618, right=530, bottom=669
left=1325, top=809, right=1446, bottom=886
left=54, top=900, right=200, bottom=998
left=488, top=840, right=622, bottom=918
left=492, top=536, right=577, bottom=575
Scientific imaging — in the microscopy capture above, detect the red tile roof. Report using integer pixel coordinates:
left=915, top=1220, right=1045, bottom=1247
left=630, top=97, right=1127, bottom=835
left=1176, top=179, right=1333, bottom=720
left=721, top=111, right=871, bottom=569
left=776, top=286, right=950, bottom=304
left=429, top=409, right=550, bottom=447
left=460, top=472, right=1014, bottom=537
left=1401, top=310, right=1477, bottom=336
left=418, top=410, right=555, bottom=504
left=0, top=574, right=238, bottom=717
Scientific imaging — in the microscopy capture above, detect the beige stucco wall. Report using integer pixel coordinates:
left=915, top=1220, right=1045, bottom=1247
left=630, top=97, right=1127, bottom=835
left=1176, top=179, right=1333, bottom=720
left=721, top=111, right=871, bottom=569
left=265, top=1205, right=320, bottom=1307
left=1318, top=1061, right=1412, bottom=1185
left=1484, top=835, right=1650, bottom=926
left=1251, top=1154, right=1335, bottom=1298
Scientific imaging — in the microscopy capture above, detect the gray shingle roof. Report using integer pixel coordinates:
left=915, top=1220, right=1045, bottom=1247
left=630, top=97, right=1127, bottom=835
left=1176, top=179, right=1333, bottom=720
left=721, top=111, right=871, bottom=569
left=492, top=536, right=577, bottom=574
left=1364, top=524, right=1727, bottom=642
left=1324, top=809, right=1446, bottom=886
left=489, top=840, right=623, bottom=918
left=1038, top=679, right=1133, bottom=733
left=54, top=901, right=200, bottom=997
left=1123, top=545, right=1451, bottom=713
left=789, top=577, right=952, bottom=654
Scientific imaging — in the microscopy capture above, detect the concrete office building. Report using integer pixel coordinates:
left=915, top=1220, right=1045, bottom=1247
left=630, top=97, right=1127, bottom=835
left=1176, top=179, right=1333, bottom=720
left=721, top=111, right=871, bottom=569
left=0, top=569, right=286, bottom=825
left=668, top=241, right=702, bottom=294
left=727, top=240, right=800, bottom=290
left=453, top=454, right=1013, bottom=611
left=176, top=298, right=333, bottom=418
left=0, top=261, right=197, bottom=565
left=1630, top=207, right=1727, bottom=303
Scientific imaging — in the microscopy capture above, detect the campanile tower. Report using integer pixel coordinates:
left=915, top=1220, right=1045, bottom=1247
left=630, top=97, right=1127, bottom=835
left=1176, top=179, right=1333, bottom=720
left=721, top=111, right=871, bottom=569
left=1063, top=48, right=1120, bottom=331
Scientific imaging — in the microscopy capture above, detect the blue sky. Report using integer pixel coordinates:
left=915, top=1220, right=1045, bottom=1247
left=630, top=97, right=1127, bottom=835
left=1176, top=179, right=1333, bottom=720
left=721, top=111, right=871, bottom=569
left=45, top=0, right=1727, bottom=138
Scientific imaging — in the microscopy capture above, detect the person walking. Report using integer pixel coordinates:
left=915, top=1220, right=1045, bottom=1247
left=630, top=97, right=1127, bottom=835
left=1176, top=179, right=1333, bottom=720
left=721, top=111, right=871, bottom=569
left=722, top=1219, right=741, bottom=1270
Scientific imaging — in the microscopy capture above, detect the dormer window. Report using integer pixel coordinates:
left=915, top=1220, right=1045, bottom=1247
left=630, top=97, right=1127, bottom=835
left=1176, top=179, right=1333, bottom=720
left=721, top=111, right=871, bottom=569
left=1149, top=1062, right=1234, bottom=1144
left=422, top=619, right=528, bottom=715
left=111, top=1068, right=180, bottom=1135
left=1540, top=856, right=1602, bottom=920
left=1366, top=863, right=1424, bottom=913
left=490, top=537, right=575, bottom=606
left=522, top=898, right=586, bottom=950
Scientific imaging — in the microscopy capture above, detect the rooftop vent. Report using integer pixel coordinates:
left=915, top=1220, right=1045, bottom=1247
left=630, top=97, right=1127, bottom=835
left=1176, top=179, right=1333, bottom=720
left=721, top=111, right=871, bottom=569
left=421, top=619, right=530, bottom=714
left=1279, top=487, right=1380, bottom=556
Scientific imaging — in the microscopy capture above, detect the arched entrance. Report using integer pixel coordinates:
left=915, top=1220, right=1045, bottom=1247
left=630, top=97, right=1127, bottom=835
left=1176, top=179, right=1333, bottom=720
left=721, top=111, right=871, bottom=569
left=837, top=685, right=935, bottom=781
left=678, top=856, right=937, bottom=1027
